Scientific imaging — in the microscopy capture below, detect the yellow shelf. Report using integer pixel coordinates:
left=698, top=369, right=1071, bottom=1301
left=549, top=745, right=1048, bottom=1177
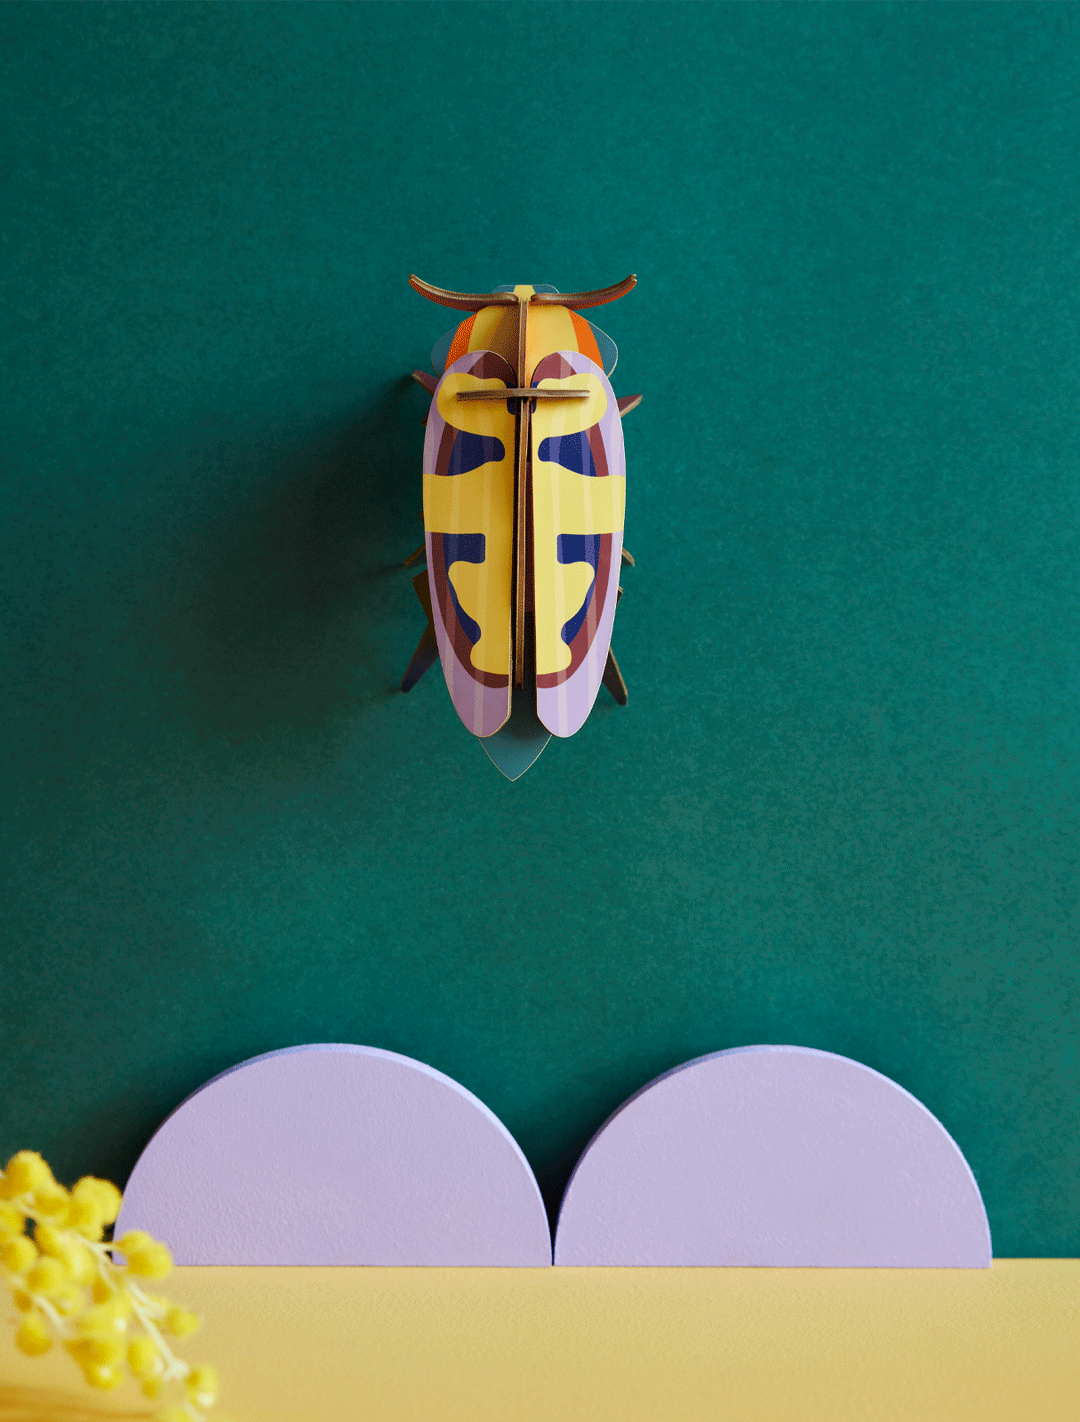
left=3, top=1261, right=1078, bottom=1422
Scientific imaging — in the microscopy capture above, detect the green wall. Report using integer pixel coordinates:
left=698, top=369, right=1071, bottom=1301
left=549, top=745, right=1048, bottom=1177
left=2, top=2, right=1077, bottom=1254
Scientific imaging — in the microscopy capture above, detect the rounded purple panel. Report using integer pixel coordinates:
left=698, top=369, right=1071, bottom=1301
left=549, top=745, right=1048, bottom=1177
left=115, top=1045, right=551, bottom=1266
left=554, top=1046, right=991, bottom=1267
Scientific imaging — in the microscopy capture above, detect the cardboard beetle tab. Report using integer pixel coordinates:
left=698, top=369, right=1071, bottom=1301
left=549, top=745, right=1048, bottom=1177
left=402, top=277, right=641, bottom=780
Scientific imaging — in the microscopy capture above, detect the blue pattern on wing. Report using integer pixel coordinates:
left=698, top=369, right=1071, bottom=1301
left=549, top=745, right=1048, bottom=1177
left=557, top=534, right=602, bottom=646
left=448, top=432, right=505, bottom=476
left=442, top=533, right=485, bottom=644
left=537, top=432, right=597, bottom=478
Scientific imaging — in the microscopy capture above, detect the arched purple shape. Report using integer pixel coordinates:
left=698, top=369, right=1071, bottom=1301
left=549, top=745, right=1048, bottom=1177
left=554, top=1046, right=991, bottom=1267
left=115, top=1045, right=551, bottom=1266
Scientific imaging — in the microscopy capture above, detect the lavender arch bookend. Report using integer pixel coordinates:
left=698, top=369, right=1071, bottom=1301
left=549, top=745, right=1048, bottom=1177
left=115, top=1044, right=552, bottom=1266
left=118, top=1043, right=991, bottom=1268
left=554, top=1045, right=992, bottom=1268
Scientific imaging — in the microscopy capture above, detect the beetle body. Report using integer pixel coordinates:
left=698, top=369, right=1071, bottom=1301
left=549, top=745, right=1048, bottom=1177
left=404, top=277, right=639, bottom=778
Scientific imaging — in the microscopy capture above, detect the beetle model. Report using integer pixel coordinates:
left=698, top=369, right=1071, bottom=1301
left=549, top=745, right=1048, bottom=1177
left=402, top=276, right=641, bottom=780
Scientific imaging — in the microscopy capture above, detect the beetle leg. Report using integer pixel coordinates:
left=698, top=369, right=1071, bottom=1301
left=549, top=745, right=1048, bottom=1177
left=403, top=543, right=426, bottom=568
left=617, top=394, right=642, bottom=418
left=401, top=624, right=439, bottom=693
left=602, top=647, right=628, bottom=706
left=605, top=587, right=628, bottom=702
left=401, top=571, right=438, bottom=691
left=621, top=548, right=635, bottom=567
left=410, top=570, right=433, bottom=616
left=410, top=369, right=438, bottom=395
left=400, top=568, right=439, bottom=690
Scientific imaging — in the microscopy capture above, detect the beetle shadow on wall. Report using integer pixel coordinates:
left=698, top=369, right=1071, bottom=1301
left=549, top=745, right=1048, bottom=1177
left=159, top=378, right=426, bottom=749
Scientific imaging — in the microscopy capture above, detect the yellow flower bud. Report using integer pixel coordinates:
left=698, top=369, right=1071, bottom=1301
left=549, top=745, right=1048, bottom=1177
left=66, top=1196, right=95, bottom=1228
left=84, top=1334, right=126, bottom=1365
left=185, top=1363, right=219, bottom=1409
left=116, top=1229, right=154, bottom=1256
left=2, top=1152, right=54, bottom=1198
left=68, top=1332, right=124, bottom=1365
left=32, top=1183, right=70, bottom=1221
left=33, top=1222, right=62, bottom=1256
left=127, top=1335, right=163, bottom=1380
left=26, top=1256, right=67, bottom=1295
left=78, top=1296, right=131, bottom=1335
left=141, top=1377, right=162, bottom=1400
left=0, top=1202, right=25, bottom=1237
left=127, top=1242, right=172, bottom=1279
left=81, top=1361, right=124, bottom=1391
left=32, top=1217, right=93, bottom=1285
left=12, top=1286, right=34, bottom=1312
left=68, top=1207, right=106, bottom=1241
left=36, top=1226, right=95, bottom=1282
left=163, top=1305, right=200, bottom=1338
left=15, top=1312, right=53, bottom=1356
left=71, top=1176, right=122, bottom=1228
left=91, top=1275, right=115, bottom=1303
left=2, top=1234, right=38, bottom=1273
left=67, top=1242, right=95, bottom=1283
left=50, top=1281, right=87, bottom=1317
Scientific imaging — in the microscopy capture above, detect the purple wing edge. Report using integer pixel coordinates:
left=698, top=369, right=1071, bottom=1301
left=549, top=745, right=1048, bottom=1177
left=535, top=351, right=626, bottom=739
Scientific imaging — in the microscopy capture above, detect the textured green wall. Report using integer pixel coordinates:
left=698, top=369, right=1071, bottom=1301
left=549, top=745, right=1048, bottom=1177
left=2, top=2, right=1077, bottom=1254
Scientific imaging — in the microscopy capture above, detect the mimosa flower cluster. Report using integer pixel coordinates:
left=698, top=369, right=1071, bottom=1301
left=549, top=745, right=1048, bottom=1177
left=1, top=1151, right=230, bottom=1422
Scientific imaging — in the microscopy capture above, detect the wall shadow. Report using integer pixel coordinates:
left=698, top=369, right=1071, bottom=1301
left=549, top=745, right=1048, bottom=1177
left=526, top=1051, right=695, bottom=1238
left=158, top=377, right=425, bottom=747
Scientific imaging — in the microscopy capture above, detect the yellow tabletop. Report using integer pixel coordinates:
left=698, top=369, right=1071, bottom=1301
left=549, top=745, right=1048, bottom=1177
left=2, top=1261, right=1078, bottom=1422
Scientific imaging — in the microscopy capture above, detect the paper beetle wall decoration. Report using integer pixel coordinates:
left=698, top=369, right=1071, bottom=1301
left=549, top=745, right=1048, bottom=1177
left=402, top=276, right=641, bottom=780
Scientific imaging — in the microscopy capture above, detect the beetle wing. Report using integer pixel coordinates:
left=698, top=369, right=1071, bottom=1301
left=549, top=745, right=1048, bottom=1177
left=424, top=351, right=516, bottom=738
left=531, top=352, right=626, bottom=738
